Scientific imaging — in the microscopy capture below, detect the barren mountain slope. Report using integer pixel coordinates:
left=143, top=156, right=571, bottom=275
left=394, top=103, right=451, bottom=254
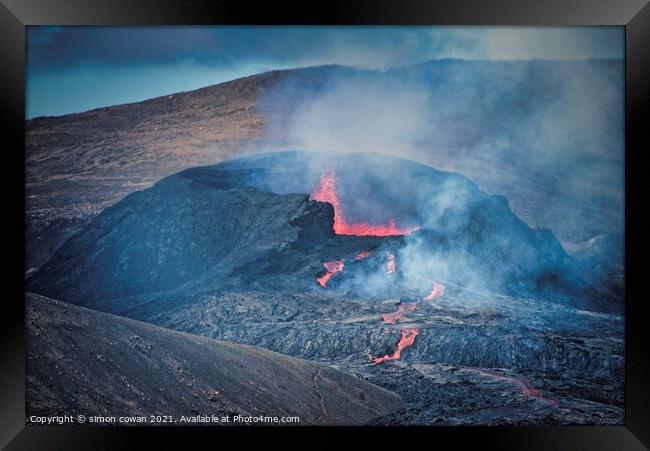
left=26, top=293, right=403, bottom=425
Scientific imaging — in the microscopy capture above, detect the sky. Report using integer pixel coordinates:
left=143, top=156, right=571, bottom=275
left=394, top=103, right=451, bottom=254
left=26, top=26, right=624, bottom=118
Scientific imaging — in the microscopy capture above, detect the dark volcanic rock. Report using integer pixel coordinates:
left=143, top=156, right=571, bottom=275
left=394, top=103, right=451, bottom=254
left=27, top=177, right=327, bottom=302
left=128, top=289, right=623, bottom=381
left=26, top=293, right=403, bottom=425
left=110, top=288, right=623, bottom=425
left=361, top=362, right=623, bottom=426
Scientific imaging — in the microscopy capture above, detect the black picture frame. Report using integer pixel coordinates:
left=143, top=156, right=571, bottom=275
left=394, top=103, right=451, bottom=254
left=1, top=0, right=648, bottom=448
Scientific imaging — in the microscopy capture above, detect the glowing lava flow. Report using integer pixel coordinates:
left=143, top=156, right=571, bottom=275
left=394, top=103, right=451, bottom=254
left=371, top=328, right=420, bottom=364
left=425, top=281, right=445, bottom=301
left=355, top=250, right=373, bottom=260
left=476, top=369, right=558, bottom=405
left=382, top=302, right=417, bottom=324
left=316, top=259, right=345, bottom=288
left=386, top=252, right=396, bottom=274
left=311, top=171, right=417, bottom=236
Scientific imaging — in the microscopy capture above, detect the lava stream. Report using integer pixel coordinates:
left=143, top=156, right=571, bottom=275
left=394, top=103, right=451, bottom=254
left=371, top=328, right=419, bottom=364
left=311, top=171, right=417, bottom=236
left=386, top=252, right=396, bottom=274
left=425, top=281, right=445, bottom=301
left=476, top=369, right=558, bottom=405
left=316, top=259, right=345, bottom=288
left=382, top=302, right=417, bottom=324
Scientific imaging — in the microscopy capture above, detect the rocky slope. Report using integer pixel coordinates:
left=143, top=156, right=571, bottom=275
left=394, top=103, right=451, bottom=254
left=26, top=293, right=403, bottom=425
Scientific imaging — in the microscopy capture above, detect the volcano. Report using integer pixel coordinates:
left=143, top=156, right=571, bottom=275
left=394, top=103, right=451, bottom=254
left=26, top=151, right=624, bottom=425
left=27, top=151, right=618, bottom=314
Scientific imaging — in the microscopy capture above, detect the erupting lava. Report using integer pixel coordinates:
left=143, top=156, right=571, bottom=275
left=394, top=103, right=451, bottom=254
left=425, top=281, right=445, bottom=301
left=316, top=259, right=345, bottom=288
left=382, top=302, right=417, bottom=324
left=476, top=369, right=558, bottom=405
left=311, top=171, right=417, bottom=236
left=355, top=250, right=373, bottom=260
left=371, top=328, right=420, bottom=364
left=386, top=252, right=396, bottom=274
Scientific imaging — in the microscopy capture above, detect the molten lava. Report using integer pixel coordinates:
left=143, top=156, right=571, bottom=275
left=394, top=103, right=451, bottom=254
left=382, top=302, right=417, bottom=324
left=386, top=252, right=396, bottom=274
left=316, top=259, right=345, bottom=288
left=371, top=328, right=419, bottom=364
left=311, top=171, right=417, bottom=236
left=354, top=250, right=373, bottom=260
left=424, top=281, right=445, bottom=301
left=476, top=369, right=558, bottom=405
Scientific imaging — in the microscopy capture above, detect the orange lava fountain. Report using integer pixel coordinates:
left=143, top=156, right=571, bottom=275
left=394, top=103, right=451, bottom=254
left=311, top=171, right=417, bottom=236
